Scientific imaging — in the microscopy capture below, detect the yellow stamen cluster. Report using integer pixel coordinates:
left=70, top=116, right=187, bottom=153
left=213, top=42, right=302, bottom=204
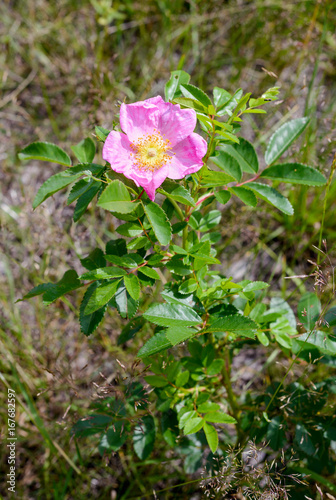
left=130, top=130, right=173, bottom=172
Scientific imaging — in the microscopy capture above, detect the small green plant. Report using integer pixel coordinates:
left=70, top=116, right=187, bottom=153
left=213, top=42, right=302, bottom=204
left=19, top=71, right=336, bottom=496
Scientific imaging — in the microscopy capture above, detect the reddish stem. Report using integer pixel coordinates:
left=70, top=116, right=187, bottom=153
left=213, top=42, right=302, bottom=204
left=235, top=172, right=262, bottom=187
left=134, top=189, right=145, bottom=200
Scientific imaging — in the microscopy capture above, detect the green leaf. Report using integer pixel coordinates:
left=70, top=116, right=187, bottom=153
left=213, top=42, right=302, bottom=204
left=97, top=180, right=139, bottom=214
left=267, top=416, right=286, bottom=450
left=233, top=93, right=251, bottom=116
left=178, top=279, right=198, bottom=295
left=210, top=152, right=242, bottom=181
left=159, top=180, right=195, bottom=207
left=178, top=410, right=197, bottom=429
left=206, top=359, right=225, bottom=376
left=166, top=255, right=193, bottom=276
left=161, top=411, right=179, bottom=447
left=118, top=316, right=144, bottom=345
left=213, top=87, right=231, bottom=108
left=143, top=201, right=172, bottom=246
left=246, top=182, right=294, bottom=215
left=294, top=424, right=315, bottom=456
left=260, top=162, right=326, bottom=186
left=180, top=84, right=212, bottom=107
left=20, top=283, right=54, bottom=301
left=19, top=141, right=71, bottom=166
left=80, top=248, right=106, bottom=271
left=200, top=170, right=235, bottom=187
left=114, top=285, right=139, bottom=319
left=84, top=280, right=121, bottom=315
left=172, top=221, right=188, bottom=234
left=67, top=178, right=95, bottom=205
left=204, top=412, right=236, bottom=424
left=99, top=421, right=127, bottom=454
left=270, top=317, right=296, bottom=349
left=133, top=416, right=155, bottom=460
left=297, top=292, right=321, bottom=330
left=243, top=109, right=266, bottom=114
left=208, top=315, right=257, bottom=338
left=44, top=270, right=80, bottom=305
left=220, top=138, right=258, bottom=174
left=324, top=307, right=336, bottom=327
left=73, top=181, right=101, bottom=222
left=265, top=117, right=309, bottom=165
left=144, top=375, right=169, bottom=387
left=95, top=126, right=110, bottom=142
left=22, top=270, right=81, bottom=306
left=165, top=326, right=198, bottom=346
left=197, top=210, right=222, bottom=232
left=184, top=417, right=204, bottom=435
left=124, top=274, right=140, bottom=301
left=127, top=237, right=150, bottom=251
left=257, top=331, right=269, bottom=346
left=230, top=186, right=257, bottom=207
left=214, top=190, right=231, bottom=205
left=161, top=288, right=195, bottom=308
left=138, top=267, right=160, bottom=280
left=106, top=254, right=143, bottom=269
left=79, top=267, right=127, bottom=280
left=198, top=402, right=221, bottom=413
left=243, top=281, right=270, bottom=292
left=79, top=282, right=107, bottom=336
left=106, top=238, right=127, bottom=256
left=137, top=331, right=172, bottom=358
left=217, top=88, right=243, bottom=117
left=165, top=70, right=190, bottom=101
left=71, top=137, right=96, bottom=163
left=215, top=129, right=240, bottom=144
left=143, top=303, right=202, bottom=327
left=175, top=370, right=190, bottom=387
left=173, top=97, right=206, bottom=113
left=72, top=414, right=113, bottom=437
left=116, top=222, right=143, bottom=237
left=33, top=168, right=86, bottom=209
left=268, top=297, right=297, bottom=329
left=203, top=422, right=218, bottom=453
left=292, top=330, right=336, bottom=359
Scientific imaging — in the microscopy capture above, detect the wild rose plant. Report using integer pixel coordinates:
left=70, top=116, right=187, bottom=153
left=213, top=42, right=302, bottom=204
left=19, top=71, right=335, bottom=492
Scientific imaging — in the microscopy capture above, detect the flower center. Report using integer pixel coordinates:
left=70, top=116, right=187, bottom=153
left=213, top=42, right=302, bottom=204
left=130, top=130, right=173, bottom=172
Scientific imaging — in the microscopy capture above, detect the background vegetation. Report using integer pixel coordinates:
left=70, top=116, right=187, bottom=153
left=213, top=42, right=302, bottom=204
left=1, top=0, right=336, bottom=498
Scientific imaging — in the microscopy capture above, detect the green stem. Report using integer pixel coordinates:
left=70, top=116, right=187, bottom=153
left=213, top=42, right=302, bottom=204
left=168, top=198, right=184, bottom=221
left=221, top=348, right=243, bottom=445
left=182, top=206, right=191, bottom=249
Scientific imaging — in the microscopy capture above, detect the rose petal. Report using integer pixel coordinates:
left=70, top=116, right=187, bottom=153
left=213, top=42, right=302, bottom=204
left=158, top=104, right=197, bottom=147
left=120, top=101, right=161, bottom=142
left=102, top=131, right=134, bottom=176
left=167, top=133, right=207, bottom=179
left=130, top=164, right=170, bottom=201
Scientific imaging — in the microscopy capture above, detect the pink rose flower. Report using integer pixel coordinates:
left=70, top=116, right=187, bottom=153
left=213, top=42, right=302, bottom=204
left=102, top=96, right=207, bottom=201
